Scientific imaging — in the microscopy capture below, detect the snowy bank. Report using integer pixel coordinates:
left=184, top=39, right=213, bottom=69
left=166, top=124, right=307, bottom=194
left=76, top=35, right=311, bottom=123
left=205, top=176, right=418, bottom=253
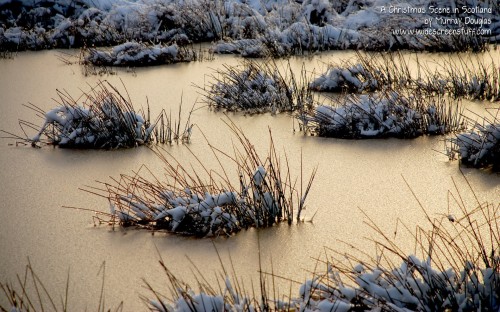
left=90, top=121, right=316, bottom=236
left=2, top=81, right=193, bottom=148
left=299, top=92, right=463, bottom=138
left=1, top=0, right=498, bottom=53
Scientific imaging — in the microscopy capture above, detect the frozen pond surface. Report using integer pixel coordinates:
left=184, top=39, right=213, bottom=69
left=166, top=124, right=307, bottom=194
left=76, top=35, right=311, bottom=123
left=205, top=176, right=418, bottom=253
left=0, top=50, right=499, bottom=310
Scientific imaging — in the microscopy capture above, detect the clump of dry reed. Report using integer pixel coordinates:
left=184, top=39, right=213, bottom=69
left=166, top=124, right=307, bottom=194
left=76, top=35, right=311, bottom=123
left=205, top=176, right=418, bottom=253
left=86, top=119, right=316, bottom=237
left=1, top=81, right=193, bottom=149
left=309, top=52, right=414, bottom=93
left=84, top=42, right=197, bottom=67
left=447, top=108, right=500, bottom=171
left=198, top=60, right=314, bottom=114
left=437, top=53, right=500, bottom=102
left=299, top=90, right=463, bottom=139
left=298, top=176, right=499, bottom=311
left=311, top=51, right=500, bottom=102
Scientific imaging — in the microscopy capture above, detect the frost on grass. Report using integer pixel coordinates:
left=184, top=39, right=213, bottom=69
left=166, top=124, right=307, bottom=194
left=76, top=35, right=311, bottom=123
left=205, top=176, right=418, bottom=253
left=299, top=91, right=463, bottom=139
left=447, top=109, right=500, bottom=171
left=311, top=51, right=500, bottom=101
left=90, top=120, right=316, bottom=237
left=2, top=81, right=193, bottom=148
left=1, top=0, right=498, bottom=53
left=85, top=42, right=195, bottom=67
left=199, top=60, right=313, bottom=113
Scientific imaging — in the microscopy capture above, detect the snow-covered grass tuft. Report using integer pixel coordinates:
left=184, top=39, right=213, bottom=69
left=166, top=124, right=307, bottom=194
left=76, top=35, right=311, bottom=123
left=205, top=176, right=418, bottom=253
left=199, top=60, right=313, bottom=114
left=311, top=51, right=500, bottom=102
left=310, top=52, right=413, bottom=93
left=447, top=109, right=500, bottom=171
left=87, top=119, right=316, bottom=237
left=1, top=81, right=193, bottom=148
left=299, top=91, right=463, bottom=139
left=438, top=53, right=500, bottom=102
left=296, top=177, right=500, bottom=311
left=84, top=42, right=196, bottom=67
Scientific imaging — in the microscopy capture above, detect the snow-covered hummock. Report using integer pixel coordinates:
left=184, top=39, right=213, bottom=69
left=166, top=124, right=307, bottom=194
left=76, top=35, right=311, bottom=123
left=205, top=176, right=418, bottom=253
left=161, top=186, right=274, bottom=235
left=149, top=276, right=277, bottom=312
left=109, top=161, right=290, bottom=237
left=86, top=42, right=195, bottom=67
left=310, top=63, right=377, bottom=92
left=212, top=39, right=268, bottom=57
left=449, top=120, right=500, bottom=170
left=115, top=189, right=230, bottom=236
left=30, top=92, right=153, bottom=148
left=300, top=92, right=457, bottom=139
left=294, top=254, right=500, bottom=312
left=311, top=56, right=500, bottom=102
left=207, top=62, right=299, bottom=113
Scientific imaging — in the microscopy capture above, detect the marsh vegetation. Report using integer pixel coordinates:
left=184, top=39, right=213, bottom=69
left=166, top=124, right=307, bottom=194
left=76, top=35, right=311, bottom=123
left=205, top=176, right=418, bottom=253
left=1, top=81, right=193, bottom=148
left=87, top=120, right=316, bottom=236
left=1, top=1, right=499, bottom=310
left=311, top=51, right=500, bottom=101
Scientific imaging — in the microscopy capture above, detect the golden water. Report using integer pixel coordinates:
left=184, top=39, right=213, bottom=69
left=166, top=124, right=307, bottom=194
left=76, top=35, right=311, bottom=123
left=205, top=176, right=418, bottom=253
left=0, top=50, right=498, bottom=310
